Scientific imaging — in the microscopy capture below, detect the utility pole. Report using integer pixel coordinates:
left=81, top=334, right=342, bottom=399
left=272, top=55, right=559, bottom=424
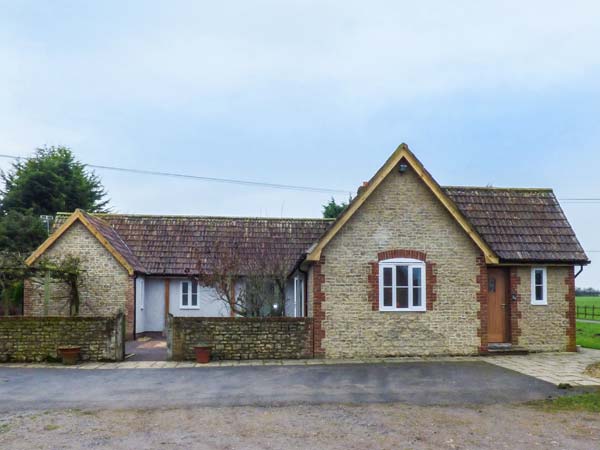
left=39, top=215, right=53, bottom=234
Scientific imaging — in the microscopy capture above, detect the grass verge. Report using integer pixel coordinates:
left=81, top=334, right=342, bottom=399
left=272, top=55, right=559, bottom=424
left=530, top=390, right=600, bottom=413
left=576, top=321, right=600, bottom=350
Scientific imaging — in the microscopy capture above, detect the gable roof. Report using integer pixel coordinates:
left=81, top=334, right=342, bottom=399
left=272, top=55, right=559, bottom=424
left=443, top=187, right=589, bottom=264
left=26, top=144, right=588, bottom=272
left=47, top=213, right=333, bottom=276
left=306, top=144, right=500, bottom=264
left=25, top=209, right=143, bottom=275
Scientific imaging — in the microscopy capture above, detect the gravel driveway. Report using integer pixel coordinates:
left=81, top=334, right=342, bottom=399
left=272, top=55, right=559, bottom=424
left=1, top=403, right=599, bottom=449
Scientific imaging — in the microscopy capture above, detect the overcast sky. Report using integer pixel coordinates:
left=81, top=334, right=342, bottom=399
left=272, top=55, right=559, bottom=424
left=1, top=1, right=599, bottom=287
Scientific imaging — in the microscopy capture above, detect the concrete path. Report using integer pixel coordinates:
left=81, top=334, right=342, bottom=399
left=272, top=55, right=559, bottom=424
left=483, top=347, right=600, bottom=386
left=125, top=334, right=167, bottom=361
left=0, top=361, right=564, bottom=412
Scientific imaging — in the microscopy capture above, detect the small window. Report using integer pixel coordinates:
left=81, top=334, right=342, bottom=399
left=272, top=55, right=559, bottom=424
left=294, top=277, right=305, bottom=317
left=379, top=258, right=426, bottom=312
left=181, top=281, right=199, bottom=309
left=531, top=268, right=547, bottom=305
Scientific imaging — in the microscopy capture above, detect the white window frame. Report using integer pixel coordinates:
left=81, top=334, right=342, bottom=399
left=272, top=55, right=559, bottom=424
left=136, top=277, right=145, bottom=310
left=378, top=258, right=426, bottom=312
left=531, top=267, right=548, bottom=305
left=180, top=280, right=200, bottom=310
left=293, top=276, right=305, bottom=318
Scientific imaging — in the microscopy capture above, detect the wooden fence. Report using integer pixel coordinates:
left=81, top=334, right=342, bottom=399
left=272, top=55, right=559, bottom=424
left=576, top=305, right=600, bottom=321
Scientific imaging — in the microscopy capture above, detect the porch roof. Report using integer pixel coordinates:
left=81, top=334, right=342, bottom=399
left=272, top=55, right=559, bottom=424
left=443, top=186, right=589, bottom=264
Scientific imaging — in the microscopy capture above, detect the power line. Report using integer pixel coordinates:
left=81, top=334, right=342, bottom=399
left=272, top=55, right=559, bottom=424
left=1, top=152, right=599, bottom=201
left=0, top=153, right=351, bottom=196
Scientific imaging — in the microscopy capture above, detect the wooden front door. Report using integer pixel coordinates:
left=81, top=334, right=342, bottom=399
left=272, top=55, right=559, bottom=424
left=487, top=268, right=509, bottom=343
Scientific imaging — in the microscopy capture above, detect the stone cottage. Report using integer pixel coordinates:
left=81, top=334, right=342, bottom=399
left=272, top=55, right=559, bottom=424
left=25, top=144, right=589, bottom=356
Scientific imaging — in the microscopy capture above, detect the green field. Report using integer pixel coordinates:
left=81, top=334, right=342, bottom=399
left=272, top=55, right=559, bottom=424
left=576, top=297, right=600, bottom=349
left=576, top=296, right=600, bottom=307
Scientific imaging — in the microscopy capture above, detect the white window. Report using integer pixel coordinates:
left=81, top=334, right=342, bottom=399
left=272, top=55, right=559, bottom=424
left=181, top=281, right=199, bottom=309
left=294, top=276, right=305, bottom=317
left=379, top=258, right=426, bottom=312
left=136, top=277, right=145, bottom=310
left=531, top=267, right=547, bottom=305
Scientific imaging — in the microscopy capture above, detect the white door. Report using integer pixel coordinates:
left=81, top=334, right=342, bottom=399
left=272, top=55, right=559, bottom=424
left=144, top=279, right=166, bottom=332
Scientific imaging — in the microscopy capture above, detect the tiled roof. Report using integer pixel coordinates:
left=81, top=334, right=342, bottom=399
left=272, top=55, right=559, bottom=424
left=54, top=213, right=334, bottom=276
left=443, top=187, right=589, bottom=264
left=79, top=211, right=145, bottom=273
left=53, top=185, right=587, bottom=272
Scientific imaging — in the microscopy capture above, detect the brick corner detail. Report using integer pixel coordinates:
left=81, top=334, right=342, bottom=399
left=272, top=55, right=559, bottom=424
left=565, top=266, right=576, bottom=352
left=475, top=255, right=488, bottom=353
left=509, top=267, right=522, bottom=345
left=312, top=256, right=326, bottom=357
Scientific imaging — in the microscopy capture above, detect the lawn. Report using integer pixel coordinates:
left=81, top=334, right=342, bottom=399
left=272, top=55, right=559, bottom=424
left=576, top=321, right=600, bottom=349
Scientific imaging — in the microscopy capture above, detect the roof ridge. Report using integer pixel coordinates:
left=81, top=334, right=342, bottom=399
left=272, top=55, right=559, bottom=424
left=54, top=212, right=335, bottom=221
left=443, top=185, right=553, bottom=192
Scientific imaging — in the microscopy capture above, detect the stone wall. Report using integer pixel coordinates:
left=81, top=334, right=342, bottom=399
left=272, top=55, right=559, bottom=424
left=515, top=266, right=573, bottom=352
left=314, top=164, right=483, bottom=358
left=167, top=316, right=313, bottom=361
left=0, top=314, right=125, bottom=362
left=24, top=221, right=134, bottom=337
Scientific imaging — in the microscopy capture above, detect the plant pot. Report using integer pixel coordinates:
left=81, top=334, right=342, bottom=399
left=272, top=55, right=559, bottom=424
left=58, top=346, right=81, bottom=365
left=194, top=346, right=211, bottom=364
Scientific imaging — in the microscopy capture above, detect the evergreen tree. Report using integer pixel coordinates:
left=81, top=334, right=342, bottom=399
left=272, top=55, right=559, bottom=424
left=0, top=146, right=109, bottom=215
left=322, top=197, right=349, bottom=219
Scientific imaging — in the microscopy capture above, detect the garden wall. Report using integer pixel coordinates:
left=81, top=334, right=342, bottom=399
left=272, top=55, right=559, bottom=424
left=167, top=315, right=313, bottom=361
left=0, top=314, right=125, bottom=362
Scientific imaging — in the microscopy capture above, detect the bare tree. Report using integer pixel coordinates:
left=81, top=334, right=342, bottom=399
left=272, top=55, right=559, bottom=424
left=197, top=236, right=293, bottom=317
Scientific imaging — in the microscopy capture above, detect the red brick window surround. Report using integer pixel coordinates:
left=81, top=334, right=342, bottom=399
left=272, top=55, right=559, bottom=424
left=368, top=250, right=437, bottom=312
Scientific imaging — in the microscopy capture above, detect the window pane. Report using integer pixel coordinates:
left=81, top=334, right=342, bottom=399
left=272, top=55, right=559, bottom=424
left=383, top=287, right=393, bottom=307
left=383, top=267, right=392, bottom=287
left=413, top=287, right=422, bottom=307
left=191, top=293, right=198, bottom=306
left=396, top=266, right=408, bottom=287
left=182, top=282, right=189, bottom=306
left=192, top=282, right=198, bottom=295
left=412, top=267, right=422, bottom=288
left=535, top=285, right=544, bottom=301
left=535, top=269, right=543, bottom=286
left=397, top=287, right=409, bottom=308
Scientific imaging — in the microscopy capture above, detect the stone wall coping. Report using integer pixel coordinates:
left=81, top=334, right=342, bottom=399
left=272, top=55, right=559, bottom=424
left=169, top=316, right=310, bottom=323
left=0, top=316, right=119, bottom=322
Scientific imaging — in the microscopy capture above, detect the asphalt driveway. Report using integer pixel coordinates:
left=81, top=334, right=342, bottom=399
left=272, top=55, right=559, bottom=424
left=0, top=361, right=564, bottom=412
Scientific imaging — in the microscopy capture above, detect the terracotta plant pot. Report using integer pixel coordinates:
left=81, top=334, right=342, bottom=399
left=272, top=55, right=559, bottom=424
left=194, top=346, right=211, bottom=364
left=58, top=346, right=81, bottom=365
